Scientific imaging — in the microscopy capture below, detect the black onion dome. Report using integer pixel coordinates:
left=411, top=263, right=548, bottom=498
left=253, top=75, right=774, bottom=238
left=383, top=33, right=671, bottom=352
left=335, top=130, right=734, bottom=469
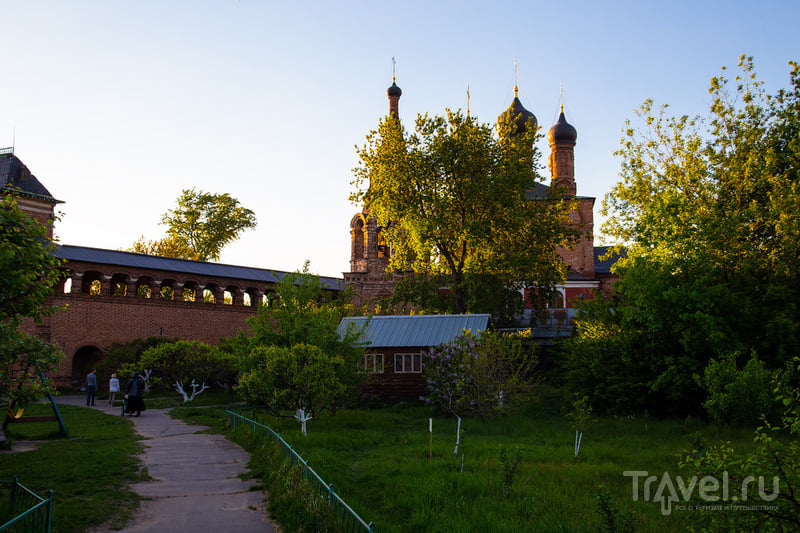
left=387, top=82, right=402, bottom=97
left=498, top=96, right=537, bottom=134
left=548, top=111, right=577, bottom=144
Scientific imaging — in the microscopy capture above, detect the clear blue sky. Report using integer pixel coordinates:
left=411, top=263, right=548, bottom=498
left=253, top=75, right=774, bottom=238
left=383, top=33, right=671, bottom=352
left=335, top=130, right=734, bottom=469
left=2, top=1, right=797, bottom=277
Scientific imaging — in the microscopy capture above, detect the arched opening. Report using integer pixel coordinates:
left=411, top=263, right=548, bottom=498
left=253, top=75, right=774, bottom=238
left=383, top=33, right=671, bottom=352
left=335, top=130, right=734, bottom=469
left=82, top=271, right=103, bottom=296
left=56, top=268, right=72, bottom=294
left=160, top=279, right=176, bottom=300
left=136, top=276, right=154, bottom=298
left=71, top=345, right=103, bottom=390
left=377, top=231, right=390, bottom=259
left=110, top=274, right=129, bottom=296
left=182, top=281, right=199, bottom=302
left=244, top=287, right=260, bottom=307
left=352, top=216, right=365, bottom=261
left=203, top=283, right=221, bottom=304
left=224, top=285, right=239, bottom=305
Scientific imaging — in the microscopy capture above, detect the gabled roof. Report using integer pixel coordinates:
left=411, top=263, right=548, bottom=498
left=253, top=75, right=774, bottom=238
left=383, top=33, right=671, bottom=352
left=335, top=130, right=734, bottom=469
left=339, top=314, right=490, bottom=348
left=57, top=244, right=343, bottom=290
left=0, top=153, right=60, bottom=203
left=594, top=245, right=626, bottom=274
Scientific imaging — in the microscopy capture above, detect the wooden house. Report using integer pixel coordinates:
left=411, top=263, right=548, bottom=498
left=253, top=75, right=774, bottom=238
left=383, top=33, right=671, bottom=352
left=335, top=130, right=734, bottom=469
left=339, top=314, right=491, bottom=401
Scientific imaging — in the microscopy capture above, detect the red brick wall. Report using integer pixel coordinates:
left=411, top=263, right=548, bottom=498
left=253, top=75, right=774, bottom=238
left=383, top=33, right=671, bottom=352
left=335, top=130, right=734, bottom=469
left=24, top=292, right=257, bottom=388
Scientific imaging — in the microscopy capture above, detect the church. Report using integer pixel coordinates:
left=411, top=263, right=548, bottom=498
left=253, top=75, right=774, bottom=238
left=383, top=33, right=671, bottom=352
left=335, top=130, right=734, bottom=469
left=344, top=78, right=619, bottom=330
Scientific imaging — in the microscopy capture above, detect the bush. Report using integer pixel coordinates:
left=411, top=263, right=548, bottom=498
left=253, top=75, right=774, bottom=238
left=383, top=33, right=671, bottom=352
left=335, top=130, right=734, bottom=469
left=422, top=330, right=536, bottom=420
left=702, top=352, right=780, bottom=425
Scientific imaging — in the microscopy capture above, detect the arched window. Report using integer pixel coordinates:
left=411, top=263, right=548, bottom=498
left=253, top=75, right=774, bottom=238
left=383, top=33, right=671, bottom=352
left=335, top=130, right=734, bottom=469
left=82, top=271, right=103, bottom=296
left=160, top=279, right=177, bottom=301
left=136, top=276, right=154, bottom=298
left=352, top=216, right=365, bottom=261
left=548, top=291, right=565, bottom=309
left=182, top=281, right=199, bottom=302
left=111, top=274, right=128, bottom=297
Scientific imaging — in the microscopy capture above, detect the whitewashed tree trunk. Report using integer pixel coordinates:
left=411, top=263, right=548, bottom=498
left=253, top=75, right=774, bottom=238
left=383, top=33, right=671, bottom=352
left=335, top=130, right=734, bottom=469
left=295, top=408, right=313, bottom=436
left=143, top=369, right=153, bottom=392
left=173, top=379, right=210, bottom=402
left=574, top=430, right=584, bottom=458
left=453, top=415, right=462, bottom=455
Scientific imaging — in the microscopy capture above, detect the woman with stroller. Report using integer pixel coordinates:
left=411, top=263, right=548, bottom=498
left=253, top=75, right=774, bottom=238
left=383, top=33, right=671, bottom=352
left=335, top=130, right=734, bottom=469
left=124, top=371, right=146, bottom=417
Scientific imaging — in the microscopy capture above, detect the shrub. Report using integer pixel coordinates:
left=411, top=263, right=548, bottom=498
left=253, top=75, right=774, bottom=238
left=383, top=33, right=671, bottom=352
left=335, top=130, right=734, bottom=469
left=702, top=352, right=780, bottom=425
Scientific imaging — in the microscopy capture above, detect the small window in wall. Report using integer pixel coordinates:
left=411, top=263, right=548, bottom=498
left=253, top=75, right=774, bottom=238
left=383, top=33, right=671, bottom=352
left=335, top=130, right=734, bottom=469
left=360, top=353, right=384, bottom=373
left=243, top=292, right=252, bottom=307
left=160, top=286, right=174, bottom=300
left=137, top=285, right=152, bottom=298
left=63, top=278, right=73, bottom=294
left=394, top=353, right=422, bottom=373
left=203, top=289, right=215, bottom=303
left=182, top=287, right=195, bottom=302
left=224, top=290, right=233, bottom=305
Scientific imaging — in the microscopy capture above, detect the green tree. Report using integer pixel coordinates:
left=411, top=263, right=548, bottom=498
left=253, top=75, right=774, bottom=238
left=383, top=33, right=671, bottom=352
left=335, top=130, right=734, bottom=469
left=423, top=330, right=537, bottom=421
left=130, top=188, right=257, bottom=261
left=234, top=262, right=366, bottom=434
left=352, top=109, right=574, bottom=315
left=680, top=358, right=800, bottom=530
left=138, top=340, right=237, bottom=402
left=563, top=57, right=800, bottom=416
left=0, top=196, right=65, bottom=405
left=238, top=343, right=347, bottom=435
left=129, top=235, right=197, bottom=260
left=0, top=196, right=63, bottom=321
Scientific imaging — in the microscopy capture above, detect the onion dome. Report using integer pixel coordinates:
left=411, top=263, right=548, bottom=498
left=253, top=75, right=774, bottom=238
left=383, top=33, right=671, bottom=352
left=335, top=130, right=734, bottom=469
left=497, top=88, right=537, bottom=135
left=548, top=108, right=577, bottom=145
left=387, top=82, right=402, bottom=97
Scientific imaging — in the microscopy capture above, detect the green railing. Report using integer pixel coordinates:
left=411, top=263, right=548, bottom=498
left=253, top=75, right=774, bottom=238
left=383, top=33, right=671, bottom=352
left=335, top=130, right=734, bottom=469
left=0, top=477, right=53, bottom=532
left=226, top=410, right=375, bottom=532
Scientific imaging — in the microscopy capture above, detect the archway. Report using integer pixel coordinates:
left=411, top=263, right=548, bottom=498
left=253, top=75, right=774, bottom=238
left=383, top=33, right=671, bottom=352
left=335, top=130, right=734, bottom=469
left=71, top=345, right=103, bottom=390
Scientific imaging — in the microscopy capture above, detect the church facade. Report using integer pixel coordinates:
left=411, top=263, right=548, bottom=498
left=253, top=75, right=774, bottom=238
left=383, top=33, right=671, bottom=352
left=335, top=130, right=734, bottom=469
left=344, top=80, right=618, bottom=326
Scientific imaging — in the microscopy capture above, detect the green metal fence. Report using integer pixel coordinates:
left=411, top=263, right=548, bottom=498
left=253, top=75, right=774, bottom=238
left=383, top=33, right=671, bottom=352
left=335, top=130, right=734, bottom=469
left=0, top=476, right=53, bottom=532
left=226, top=410, right=375, bottom=532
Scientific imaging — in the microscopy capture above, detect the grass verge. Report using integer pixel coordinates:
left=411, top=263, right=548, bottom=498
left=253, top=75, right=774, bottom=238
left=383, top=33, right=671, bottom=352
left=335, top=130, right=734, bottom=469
left=172, top=403, right=759, bottom=532
left=0, top=402, right=143, bottom=532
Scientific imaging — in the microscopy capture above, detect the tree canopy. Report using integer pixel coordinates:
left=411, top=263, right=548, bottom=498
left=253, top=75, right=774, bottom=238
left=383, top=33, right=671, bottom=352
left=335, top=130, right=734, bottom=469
left=234, top=262, right=366, bottom=433
left=563, top=56, right=800, bottom=417
left=0, top=196, right=64, bottom=405
left=131, top=188, right=257, bottom=261
left=0, top=196, right=63, bottom=321
left=352, top=110, right=575, bottom=315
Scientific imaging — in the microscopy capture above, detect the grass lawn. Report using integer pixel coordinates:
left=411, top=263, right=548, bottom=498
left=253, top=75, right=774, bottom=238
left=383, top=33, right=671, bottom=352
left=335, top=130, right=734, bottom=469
left=0, top=401, right=143, bottom=533
left=176, top=402, right=759, bottom=533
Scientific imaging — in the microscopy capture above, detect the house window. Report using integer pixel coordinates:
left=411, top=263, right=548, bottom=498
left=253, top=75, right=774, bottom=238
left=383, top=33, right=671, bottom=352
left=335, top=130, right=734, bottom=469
left=360, top=353, right=384, bottom=373
left=394, top=353, right=422, bottom=373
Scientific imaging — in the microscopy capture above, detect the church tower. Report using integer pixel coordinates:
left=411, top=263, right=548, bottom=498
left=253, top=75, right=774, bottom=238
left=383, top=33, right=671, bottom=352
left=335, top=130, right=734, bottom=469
left=344, top=77, right=401, bottom=309
left=547, top=105, right=578, bottom=197
left=547, top=105, right=595, bottom=278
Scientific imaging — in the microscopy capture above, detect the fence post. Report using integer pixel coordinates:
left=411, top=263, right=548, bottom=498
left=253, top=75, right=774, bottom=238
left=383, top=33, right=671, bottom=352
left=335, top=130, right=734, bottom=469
left=10, top=475, right=18, bottom=512
left=46, top=489, right=54, bottom=531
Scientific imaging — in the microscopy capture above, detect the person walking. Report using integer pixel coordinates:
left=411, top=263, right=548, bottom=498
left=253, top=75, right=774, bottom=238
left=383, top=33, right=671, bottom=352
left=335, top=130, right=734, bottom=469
left=86, top=368, right=97, bottom=406
left=124, top=371, right=146, bottom=417
left=108, top=373, right=120, bottom=406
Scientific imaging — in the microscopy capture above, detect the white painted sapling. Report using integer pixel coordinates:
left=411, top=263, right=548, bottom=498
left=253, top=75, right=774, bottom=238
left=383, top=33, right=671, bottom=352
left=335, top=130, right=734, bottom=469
left=569, top=395, right=592, bottom=459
